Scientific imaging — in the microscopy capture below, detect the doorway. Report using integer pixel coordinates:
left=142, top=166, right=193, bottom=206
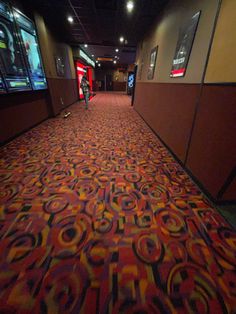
left=105, top=74, right=113, bottom=91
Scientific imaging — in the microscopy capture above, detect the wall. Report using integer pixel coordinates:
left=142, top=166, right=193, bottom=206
left=186, top=0, right=236, bottom=202
left=134, top=0, right=236, bottom=203
left=94, top=67, right=127, bottom=91
left=0, top=91, right=50, bottom=144
left=35, top=14, right=78, bottom=116
left=0, top=7, right=78, bottom=144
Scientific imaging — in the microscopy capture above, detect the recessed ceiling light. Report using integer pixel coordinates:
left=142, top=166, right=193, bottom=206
left=98, top=63, right=101, bottom=67
left=67, top=16, right=74, bottom=23
left=119, top=36, right=124, bottom=43
left=127, top=1, right=134, bottom=12
left=92, top=54, right=94, bottom=57
left=115, top=56, right=118, bottom=58
left=113, top=60, right=117, bottom=64
left=84, top=44, right=88, bottom=48
left=96, top=60, right=98, bottom=63
left=115, top=49, right=119, bottom=52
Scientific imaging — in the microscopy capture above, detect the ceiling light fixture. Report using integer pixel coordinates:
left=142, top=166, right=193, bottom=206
left=67, top=16, right=74, bottom=23
left=115, top=49, right=119, bottom=52
left=84, top=44, right=88, bottom=48
left=92, top=54, right=94, bottom=57
left=119, top=36, right=124, bottom=43
left=98, top=63, right=101, bottom=67
left=113, top=60, right=117, bottom=64
left=127, top=1, right=134, bottom=12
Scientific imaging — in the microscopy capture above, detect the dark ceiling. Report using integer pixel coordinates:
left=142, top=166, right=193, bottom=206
left=16, top=0, right=169, bottom=65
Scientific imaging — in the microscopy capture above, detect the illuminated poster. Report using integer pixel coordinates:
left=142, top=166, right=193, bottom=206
left=170, top=11, right=201, bottom=78
left=127, top=72, right=134, bottom=95
left=0, top=2, right=31, bottom=91
left=76, top=61, right=86, bottom=99
left=76, top=62, right=93, bottom=100
left=14, top=9, right=47, bottom=90
left=147, top=46, right=158, bottom=80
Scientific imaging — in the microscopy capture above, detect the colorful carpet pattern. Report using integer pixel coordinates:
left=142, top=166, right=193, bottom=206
left=0, top=93, right=236, bottom=314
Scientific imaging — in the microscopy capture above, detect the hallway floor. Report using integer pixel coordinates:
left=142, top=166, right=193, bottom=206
left=0, top=93, right=236, bottom=313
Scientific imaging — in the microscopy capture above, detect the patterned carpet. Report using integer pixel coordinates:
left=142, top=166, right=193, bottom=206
left=0, top=92, right=236, bottom=314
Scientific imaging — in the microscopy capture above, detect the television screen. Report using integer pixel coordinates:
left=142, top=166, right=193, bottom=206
left=14, top=9, right=47, bottom=90
left=0, top=75, right=6, bottom=92
left=0, top=4, right=31, bottom=92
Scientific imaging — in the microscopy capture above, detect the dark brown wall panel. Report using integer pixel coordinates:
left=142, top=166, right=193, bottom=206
left=221, top=177, right=236, bottom=201
left=186, top=85, right=236, bottom=199
left=47, top=78, right=78, bottom=115
left=0, top=91, right=50, bottom=144
left=113, top=82, right=126, bottom=91
left=134, top=82, right=200, bottom=162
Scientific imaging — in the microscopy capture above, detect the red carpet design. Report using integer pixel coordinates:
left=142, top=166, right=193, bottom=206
left=0, top=93, right=236, bottom=313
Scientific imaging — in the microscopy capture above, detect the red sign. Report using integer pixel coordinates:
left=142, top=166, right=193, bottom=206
left=76, top=62, right=93, bottom=99
left=76, top=61, right=86, bottom=99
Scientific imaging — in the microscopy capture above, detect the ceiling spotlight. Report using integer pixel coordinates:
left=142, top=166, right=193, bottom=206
left=115, top=56, right=118, bottom=58
left=67, top=16, right=74, bottom=23
left=84, top=44, right=88, bottom=48
left=98, top=63, right=101, bottom=67
left=115, top=48, right=119, bottom=52
left=113, top=60, right=117, bottom=64
left=127, top=1, right=134, bottom=12
left=92, top=54, right=94, bottom=57
left=96, top=60, right=98, bottom=63
left=119, top=36, right=124, bottom=43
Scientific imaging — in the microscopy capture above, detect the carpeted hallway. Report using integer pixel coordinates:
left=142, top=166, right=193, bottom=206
left=0, top=92, right=236, bottom=313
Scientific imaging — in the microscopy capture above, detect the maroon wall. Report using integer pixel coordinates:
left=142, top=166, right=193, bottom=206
left=0, top=91, right=50, bottom=144
left=134, top=82, right=200, bottom=163
left=0, top=78, right=78, bottom=144
left=47, top=78, right=78, bottom=115
left=113, top=82, right=127, bottom=92
left=134, top=82, right=236, bottom=203
left=221, top=177, right=236, bottom=201
left=186, top=84, right=236, bottom=201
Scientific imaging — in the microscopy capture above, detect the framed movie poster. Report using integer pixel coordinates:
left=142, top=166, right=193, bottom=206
left=170, top=11, right=201, bottom=78
left=55, top=56, right=65, bottom=77
left=147, top=46, right=158, bottom=80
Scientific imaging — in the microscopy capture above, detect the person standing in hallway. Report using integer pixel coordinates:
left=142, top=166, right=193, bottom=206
left=80, top=75, right=90, bottom=109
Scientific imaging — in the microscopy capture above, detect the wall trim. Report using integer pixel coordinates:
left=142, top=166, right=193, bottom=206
left=204, top=82, right=236, bottom=86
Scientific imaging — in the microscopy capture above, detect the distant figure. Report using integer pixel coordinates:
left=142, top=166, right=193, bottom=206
left=80, top=75, right=90, bottom=109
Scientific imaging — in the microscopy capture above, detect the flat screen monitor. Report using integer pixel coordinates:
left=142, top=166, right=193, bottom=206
left=13, top=9, right=47, bottom=90
left=0, top=1, right=31, bottom=92
left=0, top=75, right=6, bottom=93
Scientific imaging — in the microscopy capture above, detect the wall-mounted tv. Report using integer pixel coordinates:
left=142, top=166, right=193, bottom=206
left=0, top=0, right=47, bottom=93
left=13, top=8, right=47, bottom=90
left=0, top=75, right=6, bottom=93
left=0, top=1, right=31, bottom=92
